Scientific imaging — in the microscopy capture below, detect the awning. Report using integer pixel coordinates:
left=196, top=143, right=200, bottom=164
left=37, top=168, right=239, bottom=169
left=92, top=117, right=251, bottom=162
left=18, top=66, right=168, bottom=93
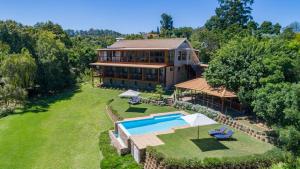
left=175, top=78, right=236, bottom=98
left=90, top=62, right=167, bottom=69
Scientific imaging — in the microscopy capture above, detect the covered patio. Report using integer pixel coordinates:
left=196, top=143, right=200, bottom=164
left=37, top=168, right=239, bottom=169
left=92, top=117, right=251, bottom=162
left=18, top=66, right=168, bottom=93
left=175, top=78, right=242, bottom=114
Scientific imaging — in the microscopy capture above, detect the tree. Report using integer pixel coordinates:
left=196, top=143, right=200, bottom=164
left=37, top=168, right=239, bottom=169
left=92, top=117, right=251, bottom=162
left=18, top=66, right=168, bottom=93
left=173, top=27, right=193, bottom=39
left=191, top=28, right=220, bottom=63
left=259, top=21, right=273, bottom=34
left=205, top=0, right=254, bottom=30
left=0, top=83, right=27, bottom=116
left=273, top=23, right=282, bottom=35
left=124, top=34, right=144, bottom=40
left=286, top=22, right=300, bottom=33
left=35, top=31, right=74, bottom=93
left=155, top=84, right=164, bottom=99
left=35, top=21, right=72, bottom=47
left=160, top=13, right=174, bottom=37
left=1, top=49, right=36, bottom=89
left=160, top=13, right=174, bottom=31
left=205, top=37, right=299, bottom=105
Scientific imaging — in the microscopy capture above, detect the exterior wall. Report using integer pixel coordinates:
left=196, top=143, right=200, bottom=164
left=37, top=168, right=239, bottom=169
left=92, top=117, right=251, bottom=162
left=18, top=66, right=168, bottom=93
left=174, top=65, right=188, bottom=84
left=174, top=41, right=192, bottom=66
left=102, top=78, right=158, bottom=90
left=165, top=66, right=174, bottom=87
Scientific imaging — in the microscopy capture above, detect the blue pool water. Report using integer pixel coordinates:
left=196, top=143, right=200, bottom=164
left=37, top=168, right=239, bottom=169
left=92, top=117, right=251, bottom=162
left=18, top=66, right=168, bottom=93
left=119, top=113, right=188, bottom=135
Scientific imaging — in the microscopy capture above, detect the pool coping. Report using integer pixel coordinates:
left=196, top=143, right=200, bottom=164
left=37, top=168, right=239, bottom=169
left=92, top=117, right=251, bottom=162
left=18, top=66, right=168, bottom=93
left=117, top=111, right=191, bottom=149
left=112, top=111, right=193, bottom=163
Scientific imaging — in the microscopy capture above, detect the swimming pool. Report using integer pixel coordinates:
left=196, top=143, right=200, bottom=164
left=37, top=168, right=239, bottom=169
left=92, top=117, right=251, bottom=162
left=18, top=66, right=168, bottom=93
left=118, top=113, right=188, bottom=135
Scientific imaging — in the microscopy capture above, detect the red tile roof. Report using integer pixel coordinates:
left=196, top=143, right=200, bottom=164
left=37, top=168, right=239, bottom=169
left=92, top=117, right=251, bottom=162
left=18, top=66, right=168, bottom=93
left=175, top=78, right=236, bottom=98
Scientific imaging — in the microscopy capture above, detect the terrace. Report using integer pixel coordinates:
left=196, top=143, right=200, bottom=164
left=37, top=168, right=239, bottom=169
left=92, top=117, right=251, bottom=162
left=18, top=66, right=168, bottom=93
left=107, top=94, right=276, bottom=164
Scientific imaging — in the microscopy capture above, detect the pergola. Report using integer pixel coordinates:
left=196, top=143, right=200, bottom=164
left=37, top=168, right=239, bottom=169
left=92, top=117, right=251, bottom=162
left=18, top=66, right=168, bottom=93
left=175, top=78, right=241, bottom=113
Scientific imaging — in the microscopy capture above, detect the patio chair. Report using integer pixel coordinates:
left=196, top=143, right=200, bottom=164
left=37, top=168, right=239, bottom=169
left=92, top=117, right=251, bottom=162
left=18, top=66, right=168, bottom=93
left=208, top=126, right=227, bottom=136
left=213, top=130, right=234, bottom=140
left=128, top=96, right=141, bottom=105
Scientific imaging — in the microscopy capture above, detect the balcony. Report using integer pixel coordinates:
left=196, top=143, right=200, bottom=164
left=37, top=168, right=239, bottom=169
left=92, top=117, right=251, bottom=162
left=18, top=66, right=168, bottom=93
left=97, top=71, right=163, bottom=82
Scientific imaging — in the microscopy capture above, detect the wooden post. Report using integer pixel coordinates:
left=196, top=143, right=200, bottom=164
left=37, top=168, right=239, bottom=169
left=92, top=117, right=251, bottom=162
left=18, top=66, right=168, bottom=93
left=142, top=68, right=144, bottom=80
left=221, top=98, right=225, bottom=114
left=148, top=51, right=151, bottom=63
left=127, top=68, right=130, bottom=79
left=91, top=67, right=94, bottom=87
left=164, top=50, right=168, bottom=64
left=157, top=68, right=160, bottom=83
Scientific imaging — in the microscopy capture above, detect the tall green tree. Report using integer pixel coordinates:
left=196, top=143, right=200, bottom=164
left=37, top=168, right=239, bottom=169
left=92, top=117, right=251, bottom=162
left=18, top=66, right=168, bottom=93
left=191, top=28, right=220, bottom=63
left=1, top=49, right=36, bottom=88
left=205, top=0, right=254, bottom=30
left=173, top=27, right=193, bottom=39
left=205, top=37, right=299, bottom=105
left=35, top=31, right=74, bottom=93
left=160, top=13, right=174, bottom=37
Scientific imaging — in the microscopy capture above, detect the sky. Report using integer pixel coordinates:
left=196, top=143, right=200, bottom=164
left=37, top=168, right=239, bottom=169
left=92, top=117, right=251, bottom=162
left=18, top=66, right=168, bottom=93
left=0, top=0, right=299, bottom=34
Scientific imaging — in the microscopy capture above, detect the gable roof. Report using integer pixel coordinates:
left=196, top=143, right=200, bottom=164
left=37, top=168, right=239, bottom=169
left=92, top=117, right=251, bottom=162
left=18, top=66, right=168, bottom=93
left=103, top=38, right=187, bottom=50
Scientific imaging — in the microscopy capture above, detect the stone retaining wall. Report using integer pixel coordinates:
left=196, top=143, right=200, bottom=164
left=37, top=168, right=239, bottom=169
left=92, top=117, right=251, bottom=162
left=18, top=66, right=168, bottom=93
left=105, top=105, right=122, bottom=122
left=216, top=114, right=276, bottom=144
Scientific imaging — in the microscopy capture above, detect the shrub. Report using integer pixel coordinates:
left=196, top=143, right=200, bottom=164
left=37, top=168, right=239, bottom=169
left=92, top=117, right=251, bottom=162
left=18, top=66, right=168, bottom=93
left=174, top=101, right=219, bottom=119
left=147, top=147, right=285, bottom=169
left=99, top=130, right=142, bottom=169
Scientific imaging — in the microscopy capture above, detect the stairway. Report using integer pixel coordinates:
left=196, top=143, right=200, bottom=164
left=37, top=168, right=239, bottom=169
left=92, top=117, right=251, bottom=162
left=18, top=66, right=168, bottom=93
left=189, top=49, right=202, bottom=77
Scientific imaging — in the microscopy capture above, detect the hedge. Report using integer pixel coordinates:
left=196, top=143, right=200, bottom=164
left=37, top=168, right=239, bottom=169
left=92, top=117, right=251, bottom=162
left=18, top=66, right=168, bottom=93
left=174, top=100, right=219, bottom=119
left=147, top=146, right=285, bottom=169
left=99, top=130, right=142, bottom=169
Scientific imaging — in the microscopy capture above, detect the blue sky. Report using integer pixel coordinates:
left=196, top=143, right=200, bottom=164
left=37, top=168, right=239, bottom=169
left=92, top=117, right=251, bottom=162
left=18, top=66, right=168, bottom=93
left=0, top=0, right=299, bottom=34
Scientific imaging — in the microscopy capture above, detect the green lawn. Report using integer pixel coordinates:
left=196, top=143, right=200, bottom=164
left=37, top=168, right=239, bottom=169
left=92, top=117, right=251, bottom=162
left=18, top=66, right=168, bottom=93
left=155, top=124, right=274, bottom=160
left=110, top=96, right=177, bottom=119
left=0, top=84, right=176, bottom=169
left=0, top=84, right=119, bottom=169
left=0, top=84, right=274, bottom=168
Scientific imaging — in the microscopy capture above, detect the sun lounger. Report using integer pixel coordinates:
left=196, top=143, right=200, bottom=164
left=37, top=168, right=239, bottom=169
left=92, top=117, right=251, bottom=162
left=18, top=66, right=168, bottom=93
left=214, top=130, right=234, bottom=140
left=208, top=126, right=227, bottom=136
left=128, top=96, right=141, bottom=104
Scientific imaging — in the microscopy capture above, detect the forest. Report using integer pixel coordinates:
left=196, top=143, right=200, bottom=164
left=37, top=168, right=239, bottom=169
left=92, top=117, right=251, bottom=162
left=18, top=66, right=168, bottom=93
left=0, top=0, right=300, bottom=168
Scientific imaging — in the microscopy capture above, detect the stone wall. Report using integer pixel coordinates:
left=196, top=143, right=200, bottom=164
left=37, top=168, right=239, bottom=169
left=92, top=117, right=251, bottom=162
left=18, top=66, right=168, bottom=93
left=105, top=105, right=122, bottom=122
left=216, top=114, right=276, bottom=144
left=144, top=153, right=164, bottom=169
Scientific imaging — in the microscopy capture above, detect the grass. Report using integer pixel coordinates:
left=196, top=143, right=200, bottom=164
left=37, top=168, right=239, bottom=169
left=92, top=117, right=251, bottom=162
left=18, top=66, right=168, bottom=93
left=0, top=84, right=119, bottom=169
left=0, top=84, right=274, bottom=168
left=155, top=124, right=274, bottom=160
left=99, top=130, right=142, bottom=169
left=110, top=97, right=177, bottom=119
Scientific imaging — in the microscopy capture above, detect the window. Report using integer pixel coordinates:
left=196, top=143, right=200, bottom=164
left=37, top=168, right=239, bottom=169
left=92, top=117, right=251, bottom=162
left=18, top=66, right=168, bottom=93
left=178, top=51, right=182, bottom=60
left=109, top=79, right=113, bottom=84
left=181, top=51, right=186, bottom=60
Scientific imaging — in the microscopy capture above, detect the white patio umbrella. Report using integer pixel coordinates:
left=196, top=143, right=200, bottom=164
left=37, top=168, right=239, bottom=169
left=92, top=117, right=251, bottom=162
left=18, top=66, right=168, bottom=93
left=182, top=113, right=217, bottom=139
left=119, top=89, right=140, bottom=98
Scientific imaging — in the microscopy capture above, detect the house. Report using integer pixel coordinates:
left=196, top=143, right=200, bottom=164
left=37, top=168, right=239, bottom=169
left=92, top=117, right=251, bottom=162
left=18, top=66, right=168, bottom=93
left=90, top=38, right=203, bottom=89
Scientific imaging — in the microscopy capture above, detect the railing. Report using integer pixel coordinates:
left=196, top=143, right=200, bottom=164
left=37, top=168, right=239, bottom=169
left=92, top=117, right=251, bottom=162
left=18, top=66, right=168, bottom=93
left=98, top=57, right=165, bottom=64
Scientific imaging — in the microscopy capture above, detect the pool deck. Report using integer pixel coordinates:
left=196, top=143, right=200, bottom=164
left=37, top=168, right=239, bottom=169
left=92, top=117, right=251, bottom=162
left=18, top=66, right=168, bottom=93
left=121, top=111, right=191, bottom=150
left=111, top=111, right=192, bottom=163
left=131, top=133, right=165, bottom=149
